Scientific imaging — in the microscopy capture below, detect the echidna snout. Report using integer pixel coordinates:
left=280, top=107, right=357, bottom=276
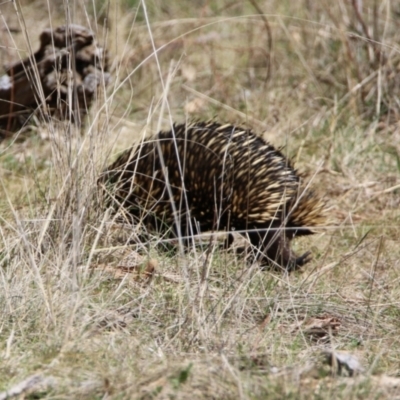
left=101, top=121, right=326, bottom=271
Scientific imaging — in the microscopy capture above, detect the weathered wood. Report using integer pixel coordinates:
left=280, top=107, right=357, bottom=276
left=0, top=374, right=56, bottom=400
left=0, top=24, right=110, bottom=136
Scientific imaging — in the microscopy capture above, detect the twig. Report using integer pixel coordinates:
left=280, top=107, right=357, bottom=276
left=351, top=0, right=386, bottom=67
left=247, top=0, right=272, bottom=84
left=0, top=374, right=55, bottom=400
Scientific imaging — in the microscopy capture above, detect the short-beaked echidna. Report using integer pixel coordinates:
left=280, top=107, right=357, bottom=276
left=101, top=121, right=326, bottom=270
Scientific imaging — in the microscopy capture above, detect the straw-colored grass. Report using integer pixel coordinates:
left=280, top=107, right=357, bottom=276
left=0, top=0, right=400, bottom=398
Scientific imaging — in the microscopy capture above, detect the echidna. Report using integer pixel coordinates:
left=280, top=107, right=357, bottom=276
left=101, top=121, right=326, bottom=271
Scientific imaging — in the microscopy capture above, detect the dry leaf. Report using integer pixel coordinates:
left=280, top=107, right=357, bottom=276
left=91, top=255, right=157, bottom=284
left=297, top=315, right=341, bottom=342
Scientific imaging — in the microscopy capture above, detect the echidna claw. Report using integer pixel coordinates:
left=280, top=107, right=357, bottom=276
left=295, top=251, right=312, bottom=267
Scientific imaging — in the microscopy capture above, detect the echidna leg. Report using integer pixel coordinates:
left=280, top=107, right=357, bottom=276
left=248, top=230, right=312, bottom=271
left=270, top=238, right=313, bottom=271
left=265, top=235, right=296, bottom=271
left=224, top=233, right=235, bottom=249
left=245, top=230, right=287, bottom=269
left=295, top=251, right=312, bottom=267
left=275, top=241, right=312, bottom=271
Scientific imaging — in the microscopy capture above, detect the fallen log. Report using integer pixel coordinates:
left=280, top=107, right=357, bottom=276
left=0, top=24, right=110, bottom=137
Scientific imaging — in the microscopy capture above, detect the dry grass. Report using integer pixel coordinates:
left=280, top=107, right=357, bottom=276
left=1, top=0, right=400, bottom=398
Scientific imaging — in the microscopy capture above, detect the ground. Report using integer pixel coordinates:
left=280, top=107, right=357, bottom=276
left=0, top=0, right=400, bottom=399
